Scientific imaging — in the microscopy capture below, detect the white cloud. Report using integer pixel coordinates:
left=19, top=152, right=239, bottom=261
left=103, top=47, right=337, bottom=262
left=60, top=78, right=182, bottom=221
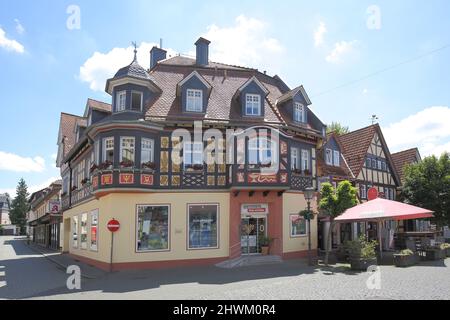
left=314, top=22, right=327, bottom=47
left=79, top=42, right=177, bottom=92
left=0, top=27, right=25, bottom=53
left=0, top=151, right=46, bottom=173
left=14, top=19, right=25, bottom=35
left=0, top=176, right=60, bottom=197
left=383, top=106, right=450, bottom=157
left=363, top=88, right=368, bottom=94
left=198, top=15, right=284, bottom=73
left=325, top=40, right=357, bottom=64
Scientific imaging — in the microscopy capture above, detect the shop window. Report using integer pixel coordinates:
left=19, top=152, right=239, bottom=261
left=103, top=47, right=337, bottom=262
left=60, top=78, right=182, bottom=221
left=80, top=213, right=87, bottom=250
left=72, top=216, right=78, bottom=249
left=90, top=210, right=98, bottom=251
left=136, top=205, right=169, bottom=251
left=290, top=215, right=307, bottom=237
left=188, top=204, right=218, bottom=249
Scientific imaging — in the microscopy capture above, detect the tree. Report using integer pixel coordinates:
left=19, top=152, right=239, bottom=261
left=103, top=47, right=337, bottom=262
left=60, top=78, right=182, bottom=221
left=9, top=178, right=29, bottom=234
left=327, top=122, right=349, bottom=135
left=401, top=153, right=450, bottom=227
left=319, top=180, right=358, bottom=265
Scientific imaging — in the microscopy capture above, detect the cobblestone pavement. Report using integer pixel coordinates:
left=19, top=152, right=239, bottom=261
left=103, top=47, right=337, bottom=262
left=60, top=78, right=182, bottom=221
left=1, top=236, right=449, bottom=300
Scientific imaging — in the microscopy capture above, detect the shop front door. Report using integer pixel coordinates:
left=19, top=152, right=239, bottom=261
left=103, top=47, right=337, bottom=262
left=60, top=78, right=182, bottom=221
left=241, top=217, right=267, bottom=255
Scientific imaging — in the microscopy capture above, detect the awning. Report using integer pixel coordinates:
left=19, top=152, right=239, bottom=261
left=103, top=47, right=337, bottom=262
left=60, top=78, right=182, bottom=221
left=335, top=198, right=433, bottom=222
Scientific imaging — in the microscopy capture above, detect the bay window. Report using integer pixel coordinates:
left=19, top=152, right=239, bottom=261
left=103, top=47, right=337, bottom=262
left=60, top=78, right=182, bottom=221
left=120, top=137, right=135, bottom=164
left=186, top=89, right=203, bottom=112
left=245, top=94, right=261, bottom=116
left=188, top=204, right=219, bottom=249
left=136, top=205, right=169, bottom=251
left=184, top=141, right=203, bottom=168
left=291, top=148, right=300, bottom=170
left=301, top=149, right=310, bottom=171
left=141, top=138, right=154, bottom=164
left=103, top=137, right=114, bottom=164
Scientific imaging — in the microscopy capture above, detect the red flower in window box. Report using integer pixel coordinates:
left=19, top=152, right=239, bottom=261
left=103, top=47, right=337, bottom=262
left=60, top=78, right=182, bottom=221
left=98, top=160, right=113, bottom=170
left=120, top=160, right=134, bottom=168
left=141, top=161, right=156, bottom=170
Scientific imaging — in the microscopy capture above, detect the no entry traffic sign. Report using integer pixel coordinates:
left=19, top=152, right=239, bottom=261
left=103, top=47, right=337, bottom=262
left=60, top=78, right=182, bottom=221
left=107, top=219, right=120, bottom=232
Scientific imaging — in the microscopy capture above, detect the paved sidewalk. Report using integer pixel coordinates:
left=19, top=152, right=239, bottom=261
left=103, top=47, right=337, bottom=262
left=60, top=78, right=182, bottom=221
left=26, top=239, right=106, bottom=279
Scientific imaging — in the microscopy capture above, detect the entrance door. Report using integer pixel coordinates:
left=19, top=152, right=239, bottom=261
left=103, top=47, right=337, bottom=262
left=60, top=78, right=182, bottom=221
left=241, top=217, right=267, bottom=255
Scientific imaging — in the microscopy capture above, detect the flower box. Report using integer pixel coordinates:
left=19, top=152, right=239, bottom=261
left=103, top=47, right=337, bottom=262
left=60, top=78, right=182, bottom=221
left=393, top=250, right=418, bottom=267
left=141, top=161, right=157, bottom=171
left=98, top=161, right=113, bottom=171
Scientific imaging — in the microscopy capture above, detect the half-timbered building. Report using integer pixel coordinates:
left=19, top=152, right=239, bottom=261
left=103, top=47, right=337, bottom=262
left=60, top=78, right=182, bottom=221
left=56, top=38, right=327, bottom=270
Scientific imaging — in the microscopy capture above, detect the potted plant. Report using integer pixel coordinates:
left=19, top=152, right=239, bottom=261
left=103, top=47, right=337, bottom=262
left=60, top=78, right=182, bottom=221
left=425, top=244, right=446, bottom=260
left=259, top=236, right=272, bottom=255
left=345, top=235, right=378, bottom=271
left=393, top=249, right=418, bottom=267
left=440, top=243, right=450, bottom=257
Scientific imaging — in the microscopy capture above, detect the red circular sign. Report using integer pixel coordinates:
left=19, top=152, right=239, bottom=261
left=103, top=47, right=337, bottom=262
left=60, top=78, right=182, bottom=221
left=107, top=219, right=120, bottom=232
left=367, top=187, right=378, bottom=201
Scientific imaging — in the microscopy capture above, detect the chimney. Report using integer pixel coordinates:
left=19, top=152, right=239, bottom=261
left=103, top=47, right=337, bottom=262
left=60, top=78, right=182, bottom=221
left=150, top=46, right=167, bottom=69
left=195, top=37, right=211, bottom=66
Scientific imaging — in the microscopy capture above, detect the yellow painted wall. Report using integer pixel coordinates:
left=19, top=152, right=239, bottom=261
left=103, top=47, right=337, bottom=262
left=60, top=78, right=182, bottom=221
left=282, top=192, right=318, bottom=253
left=63, top=192, right=230, bottom=263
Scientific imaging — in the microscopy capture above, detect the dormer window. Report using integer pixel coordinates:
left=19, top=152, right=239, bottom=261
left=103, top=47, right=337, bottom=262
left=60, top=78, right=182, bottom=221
left=245, top=94, right=261, bottom=116
left=294, top=103, right=305, bottom=122
left=333, top=150, right=340, bottom=166
left=186, top=89, right=203, bottom=112
left=131, top=91, right=143, bottom=111
left=116, top=91, right=126, bottom=112
left=325, top=148, right=333, bottom=165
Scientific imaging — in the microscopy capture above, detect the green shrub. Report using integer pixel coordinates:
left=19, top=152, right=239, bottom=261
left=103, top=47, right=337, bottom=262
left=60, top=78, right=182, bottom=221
left=440, top=243, right=450, bottom=250
left=397, top=249, right=414, bottom=256
left=344, top=235, right=378, bottom=259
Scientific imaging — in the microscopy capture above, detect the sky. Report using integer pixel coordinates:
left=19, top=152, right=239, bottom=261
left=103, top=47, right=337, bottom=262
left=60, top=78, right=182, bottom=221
left=0, top=0, right=449, bottom=196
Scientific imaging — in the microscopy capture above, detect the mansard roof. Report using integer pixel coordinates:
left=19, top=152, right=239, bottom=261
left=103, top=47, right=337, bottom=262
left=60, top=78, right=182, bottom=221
left=391, top=147, right=421, bottom=182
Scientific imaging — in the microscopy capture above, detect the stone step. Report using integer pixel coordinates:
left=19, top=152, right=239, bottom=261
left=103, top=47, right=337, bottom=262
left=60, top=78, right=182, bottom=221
left=216, top=255, right=283, bottom=268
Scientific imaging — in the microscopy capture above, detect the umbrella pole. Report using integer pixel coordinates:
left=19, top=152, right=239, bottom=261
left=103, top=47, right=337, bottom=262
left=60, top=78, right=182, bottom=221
left=378, top=220, right=383, bottom=260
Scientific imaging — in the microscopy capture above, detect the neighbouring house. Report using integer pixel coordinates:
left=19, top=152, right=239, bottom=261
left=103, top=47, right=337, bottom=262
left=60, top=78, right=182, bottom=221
left=391, top=147, right=429, bottom=232
left=317, top=124, right=401, bottom=250
left=0, top=193, right=18, bottom=236
left=27, top=181, right=62, bottom=249
left=56, top=37, right=327, bottom=271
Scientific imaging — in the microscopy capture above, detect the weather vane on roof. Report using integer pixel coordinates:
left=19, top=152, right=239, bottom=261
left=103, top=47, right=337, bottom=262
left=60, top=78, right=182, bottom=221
left=131, top=41, right=137, bottom=60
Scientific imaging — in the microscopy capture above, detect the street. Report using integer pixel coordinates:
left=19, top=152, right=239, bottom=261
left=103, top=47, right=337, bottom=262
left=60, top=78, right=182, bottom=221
left=1, top=236, right=449, bottom=300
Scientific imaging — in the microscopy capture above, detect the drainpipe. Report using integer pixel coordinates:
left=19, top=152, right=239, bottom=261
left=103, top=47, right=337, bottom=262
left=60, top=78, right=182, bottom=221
left=68, top=163, right=72, bottom=208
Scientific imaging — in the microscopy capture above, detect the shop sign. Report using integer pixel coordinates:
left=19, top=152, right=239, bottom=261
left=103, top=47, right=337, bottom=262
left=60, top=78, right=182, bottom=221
left=48, top=201, right=60, bottom=213
left=241, top=203, right=269, bottom=216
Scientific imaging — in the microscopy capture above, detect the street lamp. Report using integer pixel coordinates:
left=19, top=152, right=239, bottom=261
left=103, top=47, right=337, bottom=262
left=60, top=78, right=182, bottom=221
left=304, top=187, right=315, bottom=266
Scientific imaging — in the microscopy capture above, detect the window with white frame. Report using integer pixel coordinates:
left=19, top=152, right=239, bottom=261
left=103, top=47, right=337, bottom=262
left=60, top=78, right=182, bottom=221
left=94, top=140, right=100, bottom=165
left=377, top=160, right=382, bottom=170
left=245, top=94, right=261, bottom=116
left=116, top=91, right=126, bottom=112
left=186, top=89, right=203, bottom=112
left=290, top=215, right=307, bottom=237
left=333, top=150, right=340, bottom=166
left=301, top=149, right=310, bottom=171
left=184, top=141, right=203, bottom=168
left=141, top=138, right=154, bottom=164
left=131, top=91, right=143, bottom=111
left=77, top=160, right=85, bottom=189
left=294, top=103, right=305, bottom=123
left=120, top=137, right=135, bottom=164
left=188, top=204, right=218, bottom=249
left=360, top=185, right=367, bottom=199
left=103, top=137, right=114, bottom=164
left=291, top=148, right=300, bottom=170
left=372, top=159, right=376, bottom=168
left=248, top=137, right=272, bottom=165
left=325, top=149, right=332, bottom=165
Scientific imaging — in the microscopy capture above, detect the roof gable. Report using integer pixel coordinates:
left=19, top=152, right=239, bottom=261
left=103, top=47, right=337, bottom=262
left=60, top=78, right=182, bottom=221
left=276, top=85, right=311, bottom=106
left=176, top=70, right=212, bottom=95
left=391, top=148, right=421, bottom=182
left=237, top=76, right=270, bottom=96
